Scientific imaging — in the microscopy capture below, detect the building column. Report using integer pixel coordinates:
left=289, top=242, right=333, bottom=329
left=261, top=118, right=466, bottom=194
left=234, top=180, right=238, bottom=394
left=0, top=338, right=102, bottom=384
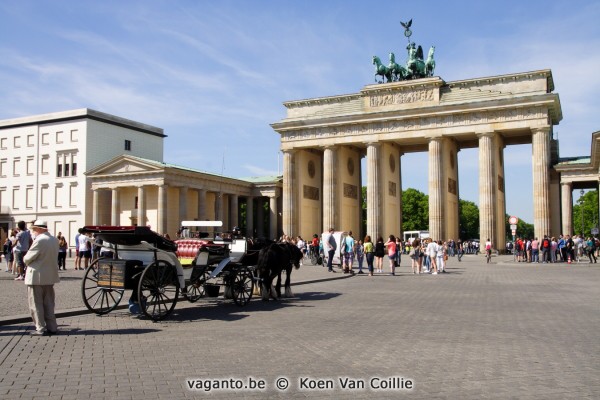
left=137, top=186, right=146, bottom=227
left=246, top=196, right=254, bottom=237
left=111, top=188, right=119, bottom=226
left=221, top=194, right=229, bottom=229
left=179, top=186, right=188, bottom=223
left=532, top=127, right=552, bottom=239
left=230, top=194, right=239, bottom=229
left=366, top=143, right=381, bottom=240
left=561, top=182, right=573, bottom=236
left=256, top=198, right=265, bottom=238
left=157, top=184, right=167, bottom=235
left=197, top=188, right=206, bottom=221
left=428, top=137, right=444, bottom=241
left=478, top=132, right=496, bottom=249
left=323, top=146, right=338, bottom=231
left=269, top=195, right=278, bottom=240
left=282, top=150, right=296, bottom=236
left=92, top=189, right=100, bottom=225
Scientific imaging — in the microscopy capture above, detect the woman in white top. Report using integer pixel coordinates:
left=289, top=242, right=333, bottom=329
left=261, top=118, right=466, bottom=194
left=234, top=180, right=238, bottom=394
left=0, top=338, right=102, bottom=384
left=426, top=239, right=438, bottom=275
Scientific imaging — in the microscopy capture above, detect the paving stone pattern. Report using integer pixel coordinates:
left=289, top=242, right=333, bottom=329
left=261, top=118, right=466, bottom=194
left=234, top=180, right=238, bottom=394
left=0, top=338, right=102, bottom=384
left=0, top=256, right=598, bottom=399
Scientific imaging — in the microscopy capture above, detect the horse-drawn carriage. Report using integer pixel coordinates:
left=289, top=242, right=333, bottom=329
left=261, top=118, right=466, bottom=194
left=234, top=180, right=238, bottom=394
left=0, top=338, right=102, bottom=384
left=80, top=222, right=256, bottom=321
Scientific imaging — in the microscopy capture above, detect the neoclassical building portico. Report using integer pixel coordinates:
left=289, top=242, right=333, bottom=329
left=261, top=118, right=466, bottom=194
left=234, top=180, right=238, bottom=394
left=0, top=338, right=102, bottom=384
left=272, top=70, right=563, bottom=249
left=86, top=155, right=282, bottom=239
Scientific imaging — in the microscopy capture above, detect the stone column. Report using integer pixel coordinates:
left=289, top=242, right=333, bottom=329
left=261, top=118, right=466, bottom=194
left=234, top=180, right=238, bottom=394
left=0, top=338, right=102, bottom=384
left=282, top=150, right=296, bottom=236
left=428, top=137, right=444, bottom=241
left=366, top=143, right=381, bottom=240
left=269, top=195, right=278, bottom=240
left=179, top=186, right=188, bottom=223
left=111, top=188, right=119, bottom=226
left=532, top=127, right=552, bottom=238
left=230, top=194, right=239, bottom=229
left=561, top=182, right=573, bottom=236
left=92, top=189, right=100, bottom=225
left=478, top=132, right=496, bottom=248
left=323, top=146, right=337, bottom=231
left=246, top=196, right=254, bottom=237
left=256, top=198, right=265, bottom=237
left=197, top=188, right=206, bottom=221
left=137, top=186, right=146, bottom=227
left=157, top=184, right=167, bottom=235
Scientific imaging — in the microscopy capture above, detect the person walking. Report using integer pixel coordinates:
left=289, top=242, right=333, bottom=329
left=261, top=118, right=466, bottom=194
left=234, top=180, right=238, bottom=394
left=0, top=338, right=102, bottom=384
left=374, top=236, right=385, bottom=273
left=24, top=220, right=60, bottom=336
left=363, top=236, right=374, bottom=276
left=3, top=236, right=14, bottom=273
left=384, top=235, right=397, bottom=275
left=324, top=228, right=337, bottom=273
left=13, top=221, right=32, bottom=281
left=355, top=239, right=365, bottom=274
left=586, top=237, right=597, bottom=263
left=426, top=239, right=438, bottom=274
left=57, top=235, right=68, bottom=270
left=343, top=231, right=355, bottom=274
left=410, top=238, right=421, bottom=274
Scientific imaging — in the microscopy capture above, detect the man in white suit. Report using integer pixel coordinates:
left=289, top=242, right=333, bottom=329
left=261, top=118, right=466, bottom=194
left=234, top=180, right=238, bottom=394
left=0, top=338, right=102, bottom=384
left=24, top=220, right=60, bottom=336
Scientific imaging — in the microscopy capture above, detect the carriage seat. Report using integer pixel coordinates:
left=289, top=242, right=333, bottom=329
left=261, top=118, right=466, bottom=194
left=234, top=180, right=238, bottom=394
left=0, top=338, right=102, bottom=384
left=175, top=239, right=211, bottom=265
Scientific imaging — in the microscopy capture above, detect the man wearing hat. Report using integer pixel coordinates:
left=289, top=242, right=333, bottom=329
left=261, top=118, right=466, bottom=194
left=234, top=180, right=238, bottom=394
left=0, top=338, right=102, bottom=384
left=23, top=220, right=60, bottom=336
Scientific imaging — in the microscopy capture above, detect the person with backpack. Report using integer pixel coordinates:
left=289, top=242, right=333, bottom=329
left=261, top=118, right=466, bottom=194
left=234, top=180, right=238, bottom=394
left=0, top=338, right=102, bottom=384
left=541, top=236, right=551, bottom=263
left=586, top=237, right=597, bottom=263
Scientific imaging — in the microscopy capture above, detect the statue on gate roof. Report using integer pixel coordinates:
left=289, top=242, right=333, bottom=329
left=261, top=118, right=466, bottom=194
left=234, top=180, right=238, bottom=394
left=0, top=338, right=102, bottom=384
left=371, top=18, right=436, bottom=83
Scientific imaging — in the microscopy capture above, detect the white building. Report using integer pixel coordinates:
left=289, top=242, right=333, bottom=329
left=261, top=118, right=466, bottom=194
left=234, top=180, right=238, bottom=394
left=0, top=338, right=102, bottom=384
left=0, top=108, right=283, bottom=246
left=0, top=108, right=165, bottom=245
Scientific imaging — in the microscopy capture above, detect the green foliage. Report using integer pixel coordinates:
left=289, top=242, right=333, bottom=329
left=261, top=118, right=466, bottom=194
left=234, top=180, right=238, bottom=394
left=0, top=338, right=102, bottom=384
left=504, top=215, right=534, bottom=240
left=401, top=188, right=429, bottom=230
left=458, top=199, right=479, bottom=240
left=573, top=190, right=599, bottom=236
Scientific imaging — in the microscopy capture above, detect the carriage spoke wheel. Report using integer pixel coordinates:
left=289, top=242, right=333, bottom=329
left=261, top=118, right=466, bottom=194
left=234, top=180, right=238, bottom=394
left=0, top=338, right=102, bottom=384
left=232, top=269, right=254, bottom=306
left=310, top=251, right=318, bottom=265
left=138, top=260, right=180, bottom=321
left=185, top=270, right=210, bottom=303
left=81, top=258, right=124, bottom=315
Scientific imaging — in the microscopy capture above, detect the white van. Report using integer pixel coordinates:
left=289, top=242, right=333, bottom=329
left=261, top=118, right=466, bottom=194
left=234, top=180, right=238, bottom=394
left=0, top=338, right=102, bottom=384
left=321, top=231, right=348, bottom=266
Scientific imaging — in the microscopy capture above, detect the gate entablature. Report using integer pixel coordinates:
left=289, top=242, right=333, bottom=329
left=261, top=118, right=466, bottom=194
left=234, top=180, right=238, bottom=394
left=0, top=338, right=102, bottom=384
left=274, top=70, right=561, bottom=154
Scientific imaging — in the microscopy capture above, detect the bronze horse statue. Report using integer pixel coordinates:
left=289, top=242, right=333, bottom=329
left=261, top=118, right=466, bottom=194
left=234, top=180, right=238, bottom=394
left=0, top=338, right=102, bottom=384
left=388, top=52, right=407, bottom=81
left=372, top=56, right=392, bottom=83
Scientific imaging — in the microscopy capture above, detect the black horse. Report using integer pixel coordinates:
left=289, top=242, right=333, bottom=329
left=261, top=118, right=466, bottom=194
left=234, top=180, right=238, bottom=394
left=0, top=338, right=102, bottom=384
left=256, top=242, right=303, bottom=301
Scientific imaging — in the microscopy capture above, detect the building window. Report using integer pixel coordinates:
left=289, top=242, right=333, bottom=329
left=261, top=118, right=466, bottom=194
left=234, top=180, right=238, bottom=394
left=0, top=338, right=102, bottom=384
left=69, top=184, right=77, bottom=207
left=56, top=131, right=63, bottom=143
left=40, top=185, right=49, bottom=209
left=125, top=140, right=132, bottom=151
left=55, top=185, right=62, bottom=208
left=12, top=187, right=20, bottom=210
left=13, top=158, right=20, bottom=177
left=26, top=186, right=34, bottom=209
left=0, top=138, right=6, bottom=149
left=41, top=155, right=49, bottom=175
left=27, top=134, right=35, bottom=147
left=57, top=151, right=78, bottom=177
left=0, top=159, right=6, bottom=177
left=13, top=136, right=21, bottom=148
left=70, top=129, right=78, bottom=142
left=41, top=133, right=49, bottom=145
left=26, top=156, right=35, bottom=175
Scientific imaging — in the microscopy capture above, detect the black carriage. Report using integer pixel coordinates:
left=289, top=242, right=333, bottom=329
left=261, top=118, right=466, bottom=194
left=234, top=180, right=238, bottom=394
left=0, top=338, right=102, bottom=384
left=80, top=225, right=256, bottom=322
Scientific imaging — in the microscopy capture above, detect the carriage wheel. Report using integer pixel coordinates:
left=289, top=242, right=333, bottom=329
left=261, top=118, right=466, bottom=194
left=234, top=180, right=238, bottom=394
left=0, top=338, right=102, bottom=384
left=185, top=270, right=210, bottom=303
left=81, top=258, right=124, bottom=315
left=138, top=260, right=180, bottom=321
left=232, top=268, right=254, bottom=307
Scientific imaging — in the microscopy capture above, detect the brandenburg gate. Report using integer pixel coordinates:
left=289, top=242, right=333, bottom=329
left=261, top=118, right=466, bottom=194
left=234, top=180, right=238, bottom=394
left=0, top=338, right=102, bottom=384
left=271, top=70, right=562, bottom=250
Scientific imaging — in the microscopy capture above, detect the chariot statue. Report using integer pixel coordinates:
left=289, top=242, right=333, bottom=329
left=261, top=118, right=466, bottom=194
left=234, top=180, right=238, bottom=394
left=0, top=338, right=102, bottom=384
left=372, top=18, right=436, bottom=83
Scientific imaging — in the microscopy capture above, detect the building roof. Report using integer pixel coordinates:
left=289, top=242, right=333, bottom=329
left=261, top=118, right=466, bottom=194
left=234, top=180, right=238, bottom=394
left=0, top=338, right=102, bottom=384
left=0, top=108, right=166, bottom=138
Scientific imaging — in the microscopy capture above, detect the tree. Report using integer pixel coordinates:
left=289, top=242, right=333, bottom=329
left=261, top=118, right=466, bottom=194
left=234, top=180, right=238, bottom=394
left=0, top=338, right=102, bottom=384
left=573, top=190, right=599, bottom=236
left=458, top=199, right=479, bottom=240
left=401, top=188, right=429, bottom=231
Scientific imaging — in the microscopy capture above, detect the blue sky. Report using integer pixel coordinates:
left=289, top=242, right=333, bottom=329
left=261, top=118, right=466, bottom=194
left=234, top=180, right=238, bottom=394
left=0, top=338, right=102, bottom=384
left=1, top=0, right=599, bottom=224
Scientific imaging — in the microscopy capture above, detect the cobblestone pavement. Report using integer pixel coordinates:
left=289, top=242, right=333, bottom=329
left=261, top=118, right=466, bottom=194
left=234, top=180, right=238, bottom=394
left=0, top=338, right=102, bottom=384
left=0, top=255, right=599, bottom=399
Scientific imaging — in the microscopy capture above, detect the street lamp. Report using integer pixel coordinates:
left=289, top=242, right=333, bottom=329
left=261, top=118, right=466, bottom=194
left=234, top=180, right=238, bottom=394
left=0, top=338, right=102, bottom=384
left=580, top=189, right=585, bottom=236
